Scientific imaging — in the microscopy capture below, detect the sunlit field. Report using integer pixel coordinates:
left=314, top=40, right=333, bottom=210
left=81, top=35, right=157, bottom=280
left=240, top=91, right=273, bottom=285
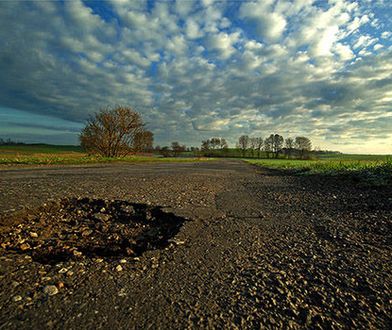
left=247, top=156, right=392, bottom=185
left=0, top=145, right=208, bottom=166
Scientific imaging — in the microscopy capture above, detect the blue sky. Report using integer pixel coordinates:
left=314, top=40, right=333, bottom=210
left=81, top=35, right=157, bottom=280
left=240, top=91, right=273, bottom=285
left=0, top=0, right=391, bottom=153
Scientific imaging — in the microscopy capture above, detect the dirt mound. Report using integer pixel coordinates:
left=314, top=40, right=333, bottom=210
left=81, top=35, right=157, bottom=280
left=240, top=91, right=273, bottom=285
left=0, top=198, right=186, bottom=264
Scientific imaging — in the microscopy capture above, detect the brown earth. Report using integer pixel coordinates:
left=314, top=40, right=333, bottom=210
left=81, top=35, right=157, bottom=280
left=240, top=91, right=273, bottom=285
left=0, top=160, right=391, bottom=329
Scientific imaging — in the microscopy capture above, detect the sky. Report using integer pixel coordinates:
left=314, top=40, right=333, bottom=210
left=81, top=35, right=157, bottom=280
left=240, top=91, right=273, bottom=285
left=0, top=0, right=391, bottom=153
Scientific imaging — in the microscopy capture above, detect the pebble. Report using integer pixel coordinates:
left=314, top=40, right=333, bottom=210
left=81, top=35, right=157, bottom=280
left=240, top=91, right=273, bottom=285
left=116, top=265, right=123, bottom=272
left=30, top=232, right=38, bottom=238
left=43, top=285, right=59, bottom=296
left=20, top=243, right=31, bottom=251
left=12, top=295, right=22, bottom=302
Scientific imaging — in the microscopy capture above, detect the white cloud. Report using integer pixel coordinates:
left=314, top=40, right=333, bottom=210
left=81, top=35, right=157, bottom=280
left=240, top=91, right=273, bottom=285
left=354, top=35, right=378, bottom=49
left=334, top=43, right=354, bottom=61
left=240, top=1, right=287, bottom=41
left=185, top=19, right=203, bottom=39
left=0, top=0, right=391, bottom=152
left=206, top=32, right=240, bottom=59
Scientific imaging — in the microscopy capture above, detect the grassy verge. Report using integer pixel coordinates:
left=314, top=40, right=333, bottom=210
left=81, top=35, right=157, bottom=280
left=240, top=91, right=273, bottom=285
left=0, top=150, right=211, bottom=167
left=247, top=158, right=392, bottom=186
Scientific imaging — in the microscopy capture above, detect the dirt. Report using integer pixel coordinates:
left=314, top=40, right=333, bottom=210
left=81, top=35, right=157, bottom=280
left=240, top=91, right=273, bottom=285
left=0, top=160, right=391, bottom=329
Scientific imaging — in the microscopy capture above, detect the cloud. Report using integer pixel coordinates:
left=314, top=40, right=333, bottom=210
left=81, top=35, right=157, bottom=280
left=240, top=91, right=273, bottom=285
left=205, top=31, right=240, bottom=59
left=240, top=1, right=287, bottom=41
left=0, top=0, right=391, bottom=153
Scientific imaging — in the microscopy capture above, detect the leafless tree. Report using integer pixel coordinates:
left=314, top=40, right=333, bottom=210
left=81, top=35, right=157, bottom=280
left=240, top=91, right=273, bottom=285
left=264, top=135, right=273, bottom=158
left=284, top=137, right=294, bottom=158
left=171, top=141, right=186, bottom=157
left=210, top=137, right=221, bottom=149
left=201, top=140, right=210, bottom=151
left=220, top=138, right=228, bottom=150
left=133, top=130, right=154, bottom=152
left=238, top=135, right=249, bottom=157
left=80, top=105, right=145, bottom=157
left=265, top=134, right=283, bottom=158
left=255, top=137, right=264, bottom=158
left=295, top=136, right=312, bottom=159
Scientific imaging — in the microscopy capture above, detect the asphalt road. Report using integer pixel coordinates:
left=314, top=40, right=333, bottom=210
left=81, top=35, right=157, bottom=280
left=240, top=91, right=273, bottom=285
left=0, top=160, right=391, bottom=329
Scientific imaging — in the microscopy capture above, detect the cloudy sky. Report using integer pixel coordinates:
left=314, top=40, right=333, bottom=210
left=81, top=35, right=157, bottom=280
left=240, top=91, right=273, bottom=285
left=0, top=0, right=391, bottom=153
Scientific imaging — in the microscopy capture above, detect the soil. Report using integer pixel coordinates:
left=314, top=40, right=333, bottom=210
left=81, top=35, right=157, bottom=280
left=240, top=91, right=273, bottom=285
left=0, top=160, right=391, bottom=329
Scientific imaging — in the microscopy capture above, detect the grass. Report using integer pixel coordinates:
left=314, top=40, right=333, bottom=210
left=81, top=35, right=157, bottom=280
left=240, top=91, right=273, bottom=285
left=0, top=145, right=210, bottom=166
left=247, top=158, right=392, bottom=186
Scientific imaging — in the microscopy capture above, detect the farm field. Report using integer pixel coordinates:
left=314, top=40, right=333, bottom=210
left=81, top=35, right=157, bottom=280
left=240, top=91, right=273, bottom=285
left=247, top=156, right=392, bottom=185
left=0, top=144, right=208, bottom=166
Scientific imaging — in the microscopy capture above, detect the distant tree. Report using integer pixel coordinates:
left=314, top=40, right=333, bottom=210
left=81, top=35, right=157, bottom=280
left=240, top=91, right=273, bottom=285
left=249, top=137, right=258, bottom=157
left=160, top=146, right=171, bottom=157
left=210, top=137, right=221, bottom=150
left=284, top=137, right=294, bottom=159
left=255, top=137, right=264, bottom=158
left=80, top=105, right=145, bottom=157
left=201, top=140, right=211, bottom=151
left=133, top=130, right=154, bottom=152
left=219, top=138, right=228, bottom=150
left=295, top=136, right=312, bottom=159
left=266, top=134, right=284, bottom=158
left=264, top=135, right=273, bottom=159
left=171, top=141, right=186, bottom=157
left=238, top=135, right=249, bottom=157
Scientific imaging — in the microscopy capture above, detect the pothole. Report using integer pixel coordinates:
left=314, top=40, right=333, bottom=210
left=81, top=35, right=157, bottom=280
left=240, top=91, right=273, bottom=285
left=0, top=198, right=187, bottom=264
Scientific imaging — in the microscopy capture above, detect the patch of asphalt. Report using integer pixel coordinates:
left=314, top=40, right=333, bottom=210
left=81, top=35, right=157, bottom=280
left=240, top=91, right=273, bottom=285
left=0, top=160, right=391, bottom=329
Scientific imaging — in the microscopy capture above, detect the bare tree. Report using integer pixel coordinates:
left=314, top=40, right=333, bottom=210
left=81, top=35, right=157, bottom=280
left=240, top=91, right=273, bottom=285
left=219, top=138, right=228, bottom=150
left=201, top=140, right=211, bottom=151
left=266, top=134, right=284, bottom=158
left=295, top=136, right=312, bottom=159
left=284, top=137, right=294, bottom=159
left=80, top=105, right=145, bottom=157
left=249, top=137, right=257, bottom=157
left=264, top=135, right=273, bottom=159
left=133, top=130, right=154, bottom=152
left=210, top=137, right=221, bottom=150
left=255, top=137, right=264, bottom=158
left=238, top=135, right=249, bottom=157
left=171, top=141, right=186, bottom=157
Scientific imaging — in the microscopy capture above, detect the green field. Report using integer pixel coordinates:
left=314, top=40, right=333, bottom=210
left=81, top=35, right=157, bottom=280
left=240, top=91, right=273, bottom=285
left=247, top=156, right=392, bottom=185
left=0, top=144, right=209, bottom=166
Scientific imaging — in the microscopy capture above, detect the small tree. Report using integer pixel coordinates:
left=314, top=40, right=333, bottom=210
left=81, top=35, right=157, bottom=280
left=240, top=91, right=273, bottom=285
left=171, top=141, right=186, bottom=157
left=80, top=106, right=145, bottom=157
left=295, top=136, right=312, bottom=159
left=264, top=135, right=273, bottom=159
left=266, top=134, right=283, bottom=158
left=220, top=138, right=228, bottom=150
left=249, top=137, right=258, bottom=157
left=238, top=135, right=249, bottom=157
left=255, top=137, right=264, bottom=158
left=133, top=130, right=154, bottom=152
left=284, top=137, right=294, bottom=159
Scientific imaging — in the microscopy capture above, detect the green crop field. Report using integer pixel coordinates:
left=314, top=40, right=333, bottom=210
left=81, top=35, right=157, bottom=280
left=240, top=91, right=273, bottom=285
left=0, top=144, right=209, bottom=166
left=247, top=157, right=392, bottom=185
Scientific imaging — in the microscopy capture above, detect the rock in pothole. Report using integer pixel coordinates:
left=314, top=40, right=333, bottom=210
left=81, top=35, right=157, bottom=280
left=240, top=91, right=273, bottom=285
left=0, top=198, right=187, bottom=264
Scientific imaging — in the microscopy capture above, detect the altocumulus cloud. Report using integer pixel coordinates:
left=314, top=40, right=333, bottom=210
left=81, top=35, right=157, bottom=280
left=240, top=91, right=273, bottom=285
left=0, top=0, right=391, bottom=153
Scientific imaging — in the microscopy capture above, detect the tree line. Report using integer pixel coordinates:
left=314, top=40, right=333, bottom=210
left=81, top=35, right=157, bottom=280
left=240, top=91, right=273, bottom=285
left=236, top=134, right=312, bottom=159
left=79, top=106, right=314, bottom=159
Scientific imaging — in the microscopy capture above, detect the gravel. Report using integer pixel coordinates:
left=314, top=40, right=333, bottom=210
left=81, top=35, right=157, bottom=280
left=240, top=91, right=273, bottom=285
left=0, top=160, right=391, bottom=329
